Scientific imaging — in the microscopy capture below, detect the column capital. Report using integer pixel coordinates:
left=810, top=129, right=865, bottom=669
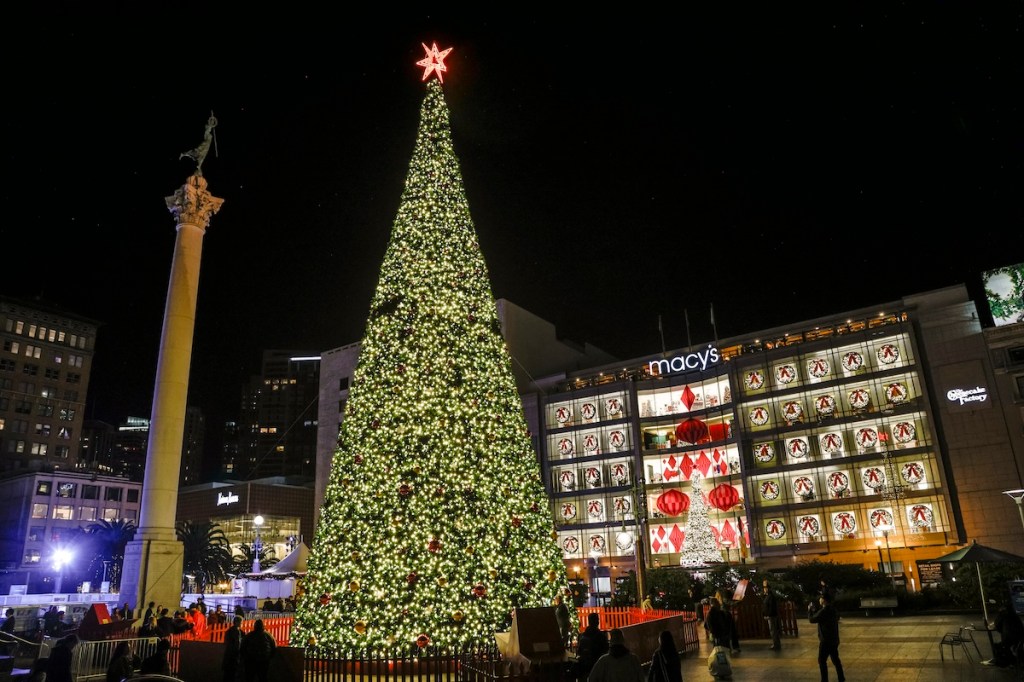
left=165, top=174, right=224, bottom=229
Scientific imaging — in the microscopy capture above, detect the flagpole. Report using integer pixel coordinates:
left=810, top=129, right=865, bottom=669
left=684, top=309, right=692, bottom=350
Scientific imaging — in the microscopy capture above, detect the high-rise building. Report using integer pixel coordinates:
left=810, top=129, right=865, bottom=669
left=237, top=351, right=320, bottom=480
left=0, top=296, right=98, bottom=474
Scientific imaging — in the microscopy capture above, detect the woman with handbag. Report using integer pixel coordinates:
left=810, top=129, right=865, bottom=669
left=647, top=630, right=683, bottom=682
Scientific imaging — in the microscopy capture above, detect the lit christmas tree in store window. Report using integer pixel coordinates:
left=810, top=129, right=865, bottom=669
left=679, top=473, right=725, bottom=567
left=292, top=45, right=573, bottom=651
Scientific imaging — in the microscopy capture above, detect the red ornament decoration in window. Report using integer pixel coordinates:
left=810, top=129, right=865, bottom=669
left=793, top=476, right=815, bottom=498
left=558, top=438, right=574, bottom=457
left=656, top=489, right=690, bottom=516
left=787, top=438, right=809, bottom=459
left=775, top=364, right=797, bottom=384
left=609, top=430, right=626, bottom=449
left=675, top=418, right=710, bottom=445
left=695, top=450, right=712, bottom=477
left=807, top=358, right=830, bottom=378
left=815, top=394, right=837, bottom=415
left=708, top=484, right=740, bottom=511
left=892, top=421, right=916, bottom=443
left=848, top=388, right=870, bottom=409
left=782, top=400, right=803, bottom=422
left=555, top=406, right=572, bottom=424
left=558, top=470, right=576, bottom=491
left=680, top=385, right=697, bottom=410
left=587, top=500, right=604, bottom=519
left=819, top=433, right=843, bottom=454
left=679, top=455, right=694, bottom=481
left=584, top=467, right=602, bottom=488
left=765, top=519, right=786, bottom=540
left=901, top=462, right=925, bottom=484
left=827, top=471, right=850, bottom=495
left=862, top=467, right=885, bottom=490
left=749, top=406, right=770, bottom=426
left=877, top=343, right=900, bottom=364
left=610, top=463, right=629, bottom=485
left=589, top=535, right=606, bottom=553
left=856, top=427, right=879, bottom=449
left=831, top=511, right=857, bottom=534
left=842, top=351, right=864, bottom=371
left=884, top=383, right=908, bottom=404
left=606, top=398, right=623, bottom=417
left=798, top=515, right=820, bottom=536
left=908, top=504, right=933, bottom=527
left=759, top=480, right=780, bottom=500
left=869, top=508, right=894, bottom=529
left=581, top=402, right=598, bottom=421
left=744, top=370, right=765, bottom=390
left=614, top=496, right=632, bottom=515
left=582, top=433, right=599, bottom=452
left=754, top=443, right=775, bottom=463
left=561, top=537, right=579, bottom=554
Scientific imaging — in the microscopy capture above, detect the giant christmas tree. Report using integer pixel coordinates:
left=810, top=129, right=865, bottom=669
left=292, top=45, right=573, bottom=651
left=679, top=474, right=725, bottom=567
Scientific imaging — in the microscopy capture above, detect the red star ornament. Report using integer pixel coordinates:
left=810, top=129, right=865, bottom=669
left=416, top=42, right=453, bottom=83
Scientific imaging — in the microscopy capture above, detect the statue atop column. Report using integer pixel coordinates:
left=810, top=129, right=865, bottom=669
left=179, top=112, right=218, bottom=176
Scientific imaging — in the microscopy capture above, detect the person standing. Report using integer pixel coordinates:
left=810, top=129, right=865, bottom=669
left=641, top=594, right=654, bottom=612
left=553, top=595, right=571, bottom=646
left=46, top=633, right=79, bottom=682
left=223, top=615, right=244, bottom=682
left=762, top=578, right=782, bottom=650
left=122, top=602, right=133, bottom=620
left=143, top=601, right=156, bottom=623
left=808, top=592, right=845, bottom=682
left=588, top=628, right=644, bottom=682
left=705, top=596, right=731, bottom=649
left=105, top=640, right=137, bottom=682
left=1, top=608, right=15, bottom=635
left=646, top=630, right=682, bottom=682
left=140, top=638, right=171, bottom=675
left=575, top=612, right=608, bottom=682
left=818, top=576, right=837, bottom=603
left=239, top=618, right=276, bottom=682
left=983, top=600, right=1024, bottom=666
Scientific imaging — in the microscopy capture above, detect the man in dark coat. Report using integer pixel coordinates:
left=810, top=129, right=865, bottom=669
left=553, top=595, right=571, bottom=646
left=574, top=612, right=608, bottom=681
left=1, top=608, right=15, bottom=635
left=808, top=592, right=845, bottom=682
left=762, top=578, right=782, bottom=650
left=156, top=608, right=175, bottom=638
left=222, top=615, right=244, bottom=682
left=239, top=618, right=276, bottom=682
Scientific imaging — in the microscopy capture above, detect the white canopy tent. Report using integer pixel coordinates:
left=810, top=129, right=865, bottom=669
left=234, top=542, right=308, bottom=600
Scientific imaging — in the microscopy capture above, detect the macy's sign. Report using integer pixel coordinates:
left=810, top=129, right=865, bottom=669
left=648, top=345, right=721, bottom=376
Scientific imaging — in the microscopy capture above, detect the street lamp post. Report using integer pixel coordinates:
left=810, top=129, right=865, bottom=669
left=1003, top=490, right=1024, bottom=532
left=252, top=515, right=265, bottom=573
left=721, top=540, right=732, bottom=565
left=876, top=527, right=897, bottom=592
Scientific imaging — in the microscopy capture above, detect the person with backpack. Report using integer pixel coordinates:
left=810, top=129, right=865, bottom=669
left=239, top=618, right=276, bottom=682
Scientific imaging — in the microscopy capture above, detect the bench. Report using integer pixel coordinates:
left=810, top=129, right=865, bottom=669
left=859, top=597, right=898, bottom=616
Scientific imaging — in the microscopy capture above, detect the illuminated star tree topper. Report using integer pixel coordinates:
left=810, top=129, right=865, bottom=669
left=416, top=41, right=453, bottom=83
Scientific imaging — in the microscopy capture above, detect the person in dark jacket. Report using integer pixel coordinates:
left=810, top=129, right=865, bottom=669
left=139, top=638, right=171, bottom=675
left=223, top=615, right=244, bottom=682
left=239, top=618, right=276, bottom=682
left=46, top=633, right=79, bottom=682
left=646, top=629, right=682, bottom=682
left=156, top=608, right=175, bottom=638
left=588, top=628, right=643, bottom=682
left=984, top=601, right=1024, bottom=666
left=762, top=578, right=782, bottom=650
left=1, top=608, right=14, bottom=635
left=705, top=596, right=732, bottom=649
left=553, top=595, right=571, bottom=646
left=105, top=640, right=138, bottom=682
left=142, top=601, right=156, bottom=623
left=574, top=612, right=608, bottom=681
left=808, top=592, right=845, bottom=682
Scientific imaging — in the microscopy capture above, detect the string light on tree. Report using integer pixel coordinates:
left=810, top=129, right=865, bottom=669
left=291, top=44, right=573, bottom=652
left=679, top=473, right=724, bottom=567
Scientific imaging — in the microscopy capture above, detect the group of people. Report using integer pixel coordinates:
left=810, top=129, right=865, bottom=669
left=260, top=597, right=295, bottom=612
left=572, top=612, right=681, bottom=682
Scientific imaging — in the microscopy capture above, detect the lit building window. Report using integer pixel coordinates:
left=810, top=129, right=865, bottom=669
left=23, top=550, right=40, bottom=564
left=103, top=508, right=119, bottom=521
left=31, top=504, right=47, bottom=519
left=52, top=505, right=73, bottom=520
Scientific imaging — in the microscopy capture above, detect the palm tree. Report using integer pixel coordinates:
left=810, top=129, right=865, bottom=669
left=175, top=520, right=232, bottom=594
left=84, top=519, right=137, bottom=589
left=230, top=542, right=278, bottom=576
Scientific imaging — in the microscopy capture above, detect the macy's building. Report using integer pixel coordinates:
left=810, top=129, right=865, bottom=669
left=538, top=283, right=1024, bottom=595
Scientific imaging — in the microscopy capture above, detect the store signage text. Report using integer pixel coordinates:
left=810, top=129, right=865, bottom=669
left=946, top=386, right=988, bottom=406
left=648, top=345, right=721, bottom=376
left=216, top=492, right=239, bottom=506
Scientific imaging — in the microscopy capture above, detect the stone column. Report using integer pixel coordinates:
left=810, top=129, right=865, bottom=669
left=120, top=174, right=223, bottom=612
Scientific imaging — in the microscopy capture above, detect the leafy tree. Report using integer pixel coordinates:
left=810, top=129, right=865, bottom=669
left=83, top=519, right=136, bottom=589
left=947, top=562, right=1024, bottom=614
left=175, top=520, right=232, bottom=594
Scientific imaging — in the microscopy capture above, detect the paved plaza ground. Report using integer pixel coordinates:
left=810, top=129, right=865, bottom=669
left=679, top=613, right=1022, bottom=681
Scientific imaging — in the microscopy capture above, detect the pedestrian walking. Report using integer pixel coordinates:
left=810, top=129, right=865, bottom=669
left=588, top=628, right=644, bottom=682
left=762, top=578, right=781, bottom=650
left=239, top=618, right=276, bottom=682
left=808, top=591, right=845, bottom=682
left=574, top=612, right=608, bottom=681
left=46, top=633, right=79, bottom=682
left=223, top=615, right=244, bottom=682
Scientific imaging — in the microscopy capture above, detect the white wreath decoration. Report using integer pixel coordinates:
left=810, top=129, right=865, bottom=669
left=807, top=358, right=831, bottom=378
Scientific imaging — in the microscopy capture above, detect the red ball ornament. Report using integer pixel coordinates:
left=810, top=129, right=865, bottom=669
left=655, top=489, right=690, bottom=516
left=675, top=418, right=710, bottom=445
left=318, top=593, right=331, bottom=606
left=435, top=486, right=446, bottom=497
left=511, top=516, right=523, bottom=528
left=416, top=634, right=431, bottom=648
left=708, top=484, right=740, bottom=512
left=397, top=364, right=406, bottom=374
left=354, top=454, right=364, bottom=465
left=523, top=580, right=535, bottom=592
left=371, top=419, right=381, bottom=429
left=398, top=483, right=413, bottom=497
left=530, top=502, right=540, bottom=513
left=472, top=583, right=487, bottom=598
left=406, top=571, right=419, bottom=585
left=428, top=538, right=442, bottom=553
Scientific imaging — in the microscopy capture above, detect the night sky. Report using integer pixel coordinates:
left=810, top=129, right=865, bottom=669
left=2, top=7, right=1022, bottom=444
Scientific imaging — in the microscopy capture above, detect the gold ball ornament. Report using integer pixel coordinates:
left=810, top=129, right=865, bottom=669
left=348, top=580, right=360, bottom=592
left=547, top=570, right=558, bottom=582
left=453, top=610, right=465, bottom=622
left=354, top=621, right=367, bottom=635
left=437, top=576, right=448, bottom=587
left=489, top=569, right=498, bottom=580
left=350, top=551, right=362, bottom=561
left=306, top=636, right=317, bottom=646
